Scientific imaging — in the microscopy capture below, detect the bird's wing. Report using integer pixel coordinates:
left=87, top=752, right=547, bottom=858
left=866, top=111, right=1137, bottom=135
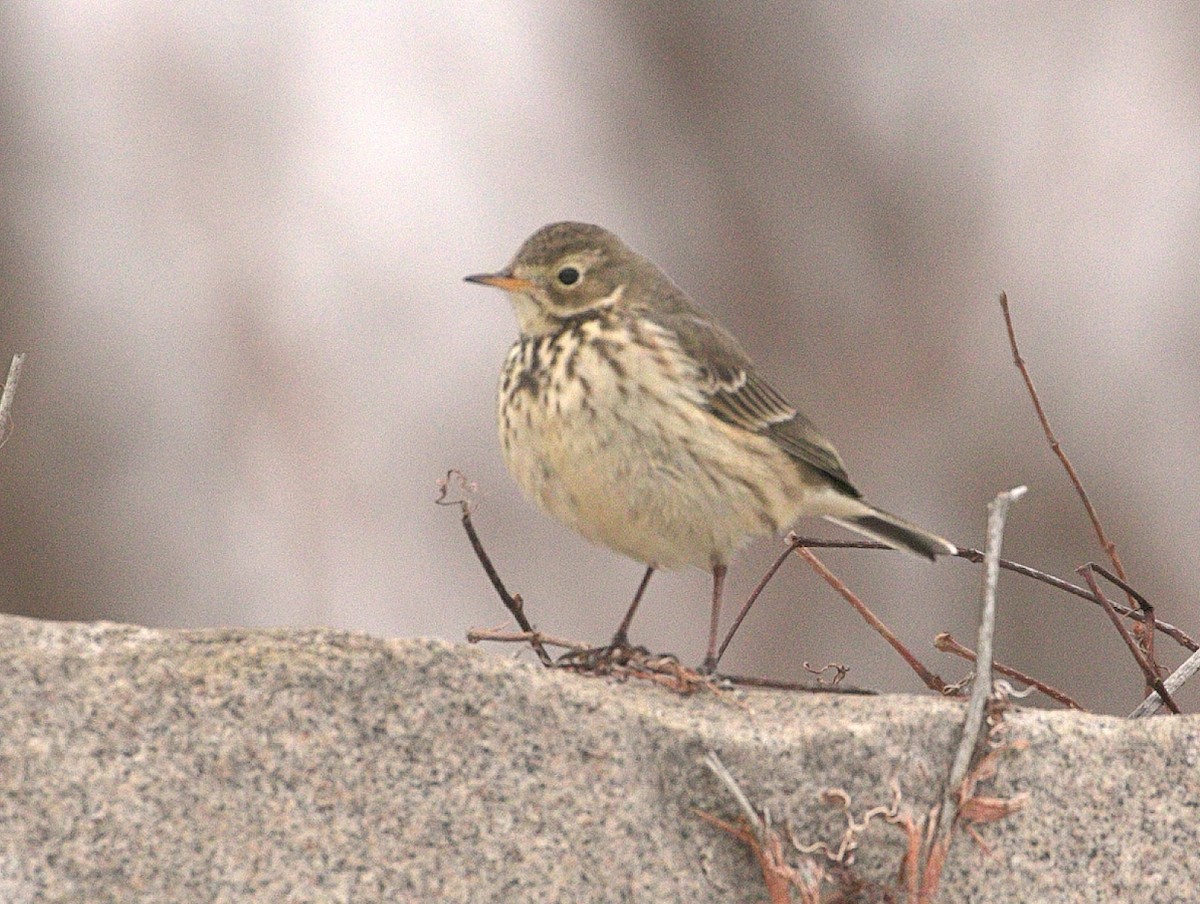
left=654, top=309, right=860, bottom=497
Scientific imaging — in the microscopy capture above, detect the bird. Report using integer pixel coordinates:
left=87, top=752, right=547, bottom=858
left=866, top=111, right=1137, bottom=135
left=465, top=222, right=955, bottom=672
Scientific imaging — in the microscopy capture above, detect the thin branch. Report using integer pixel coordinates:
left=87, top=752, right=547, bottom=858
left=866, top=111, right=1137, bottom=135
left=715, top=540, right=795, bottom=667
left=934, top=632, right=1084, bottom=711
left=1088, top=562, right=1160, bottom=687
left=1130, top=646, right=1200, bottom=718
left=465, top=627, right=590, bottom=652
left=719, top=673, right=875, bottom=695
left=791, top=545, right=950, bottom=694
left=927, top=486, right=1025, bottom=896
left=436, top=471, right=551, bottom=666
left=999, top=293, right=1135, bottom=607
left=1085, top=562, right=1153, bottom=611
left=788, top=536, right=1197, bottom=653
left=958, top=546, right=1193, bottom=651
left=0, top=352, right=27, bottom=450
left=703, top=751, right=764, bottom=835
left=1078, top=565, right=1180, bottom=714
left=701, top=751, right=807, bottom=904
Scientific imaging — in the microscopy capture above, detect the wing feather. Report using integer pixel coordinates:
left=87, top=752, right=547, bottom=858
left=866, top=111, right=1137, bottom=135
left=645, top=306, right=860, bottom=497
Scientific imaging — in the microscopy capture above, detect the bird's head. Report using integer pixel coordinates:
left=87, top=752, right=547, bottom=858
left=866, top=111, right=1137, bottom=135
left=466, top=222, right=637, bottom=336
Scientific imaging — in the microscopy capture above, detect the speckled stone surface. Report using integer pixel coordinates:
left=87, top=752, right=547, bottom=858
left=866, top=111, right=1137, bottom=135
left=0, top=614, right=1197, bottom=903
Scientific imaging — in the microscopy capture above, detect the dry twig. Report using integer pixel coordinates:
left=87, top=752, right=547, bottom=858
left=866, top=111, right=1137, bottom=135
left=999, top=293, right=1136, bottom=609
left=715, top=540, right=795, bottom=666
left=699, top=751, right=818, bottom=903
left=924, top=486, right=1025, bottom=902
left=791, top=545, right=950, bottom=694
left=1130, top=646, right=1200, bottom=718
left=465, top=627, right=590, bottom=652
left=1078, top=565, right=1180, bottom=714
left=559, top=646, right=719, bottom=695
left=786, top=537, right=1196, bottom=653
left=935, top=633, right=1084, bottom=711
left=1088, top=561, right=1161, bottom=691
left=436, top=470, right=552, bottom=666
left=0, top=353, right=27, bottom=450
left=717, top=674, right=874, bottom=695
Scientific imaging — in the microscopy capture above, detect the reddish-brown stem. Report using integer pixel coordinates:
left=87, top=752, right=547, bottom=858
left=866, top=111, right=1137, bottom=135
left=935, top=633, right=1085, bottom=711
left=718, top=673, right=874, bottom=695
left=1078, top=565, right=1180, bottom=714
left=792, top=545, right=950, bottom=694
left=437, top=471, right=552, bottom=666
left=465, top=628, right=589, bottom=652
left=1086, top=562, right=1162, bottom=695
left=787, top=537, right=1197, bottom=653
left=715, top=541, right=795, bottom=666
left=999, top=293, right=1135, bottom=610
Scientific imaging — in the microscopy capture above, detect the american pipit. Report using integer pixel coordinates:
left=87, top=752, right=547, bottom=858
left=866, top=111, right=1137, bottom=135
left=466, top=222, right=955, bottom=671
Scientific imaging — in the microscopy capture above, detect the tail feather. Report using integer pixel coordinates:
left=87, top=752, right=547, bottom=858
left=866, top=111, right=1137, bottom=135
left=826, top=506, right=956, bottom=561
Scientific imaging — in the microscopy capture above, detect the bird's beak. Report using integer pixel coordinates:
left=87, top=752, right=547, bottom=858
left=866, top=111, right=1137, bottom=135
left=464, top=270, right=534, bottom=293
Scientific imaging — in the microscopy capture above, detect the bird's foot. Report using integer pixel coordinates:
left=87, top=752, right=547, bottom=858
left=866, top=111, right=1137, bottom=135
left=556, top=632, right=650, bottom=672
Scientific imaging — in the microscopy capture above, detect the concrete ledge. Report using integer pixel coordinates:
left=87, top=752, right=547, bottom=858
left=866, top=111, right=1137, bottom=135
left=0, top=615, right=1196, bottom=902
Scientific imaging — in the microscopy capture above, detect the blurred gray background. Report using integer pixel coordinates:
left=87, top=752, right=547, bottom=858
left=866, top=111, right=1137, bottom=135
left=3, top=3, right=1198, bottom=714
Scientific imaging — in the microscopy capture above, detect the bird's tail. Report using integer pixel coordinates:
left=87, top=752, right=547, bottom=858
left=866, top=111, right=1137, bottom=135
left=826, top=504, right=957, bottom=561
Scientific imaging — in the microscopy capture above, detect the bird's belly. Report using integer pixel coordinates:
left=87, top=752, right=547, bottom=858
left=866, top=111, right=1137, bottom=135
left=499, top=361, right=808, bottom=569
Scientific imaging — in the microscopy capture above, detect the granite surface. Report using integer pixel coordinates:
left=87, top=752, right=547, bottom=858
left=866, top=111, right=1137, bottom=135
left=0, top=615, right=1197, bottom=902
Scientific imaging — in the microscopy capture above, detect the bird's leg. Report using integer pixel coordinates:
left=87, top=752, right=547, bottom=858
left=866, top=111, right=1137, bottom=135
left=558, top=566, right=656, bottom=670
left=701, top=562, right=727, bottom=674
left=610, top=565, right=656, bottom=649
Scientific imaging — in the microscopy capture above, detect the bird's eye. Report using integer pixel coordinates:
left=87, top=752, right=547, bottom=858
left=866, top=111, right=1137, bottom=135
left=556, top=266, right=581, bottom=286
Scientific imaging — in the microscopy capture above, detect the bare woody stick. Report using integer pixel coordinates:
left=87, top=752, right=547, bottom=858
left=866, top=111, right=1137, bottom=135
left=700, top=751, right=810, bottom=904
left=436, top=471, right=552, bottom=666
left=0, top=353, right=27, bottom=450
left=465, top=628, right=590, bottom=653
left=1088, top=562, right=1161, bottom=692
left=715, top=673, right=874, bottom=695
left=714, top=540, right=795, bottom=666
left=1130, top=646, right=1200, bottom=718
left=925, top=486, right=1026, bottom=897
left=1078, top=565, right=1180, bottom=715
left=792, top=545, right=950, bottom=695
left=934, top=632, right=1084, bottom=711
left=786, top=537, right=1196, bottom=653
left=999, top=293, right=1135, bottom=611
